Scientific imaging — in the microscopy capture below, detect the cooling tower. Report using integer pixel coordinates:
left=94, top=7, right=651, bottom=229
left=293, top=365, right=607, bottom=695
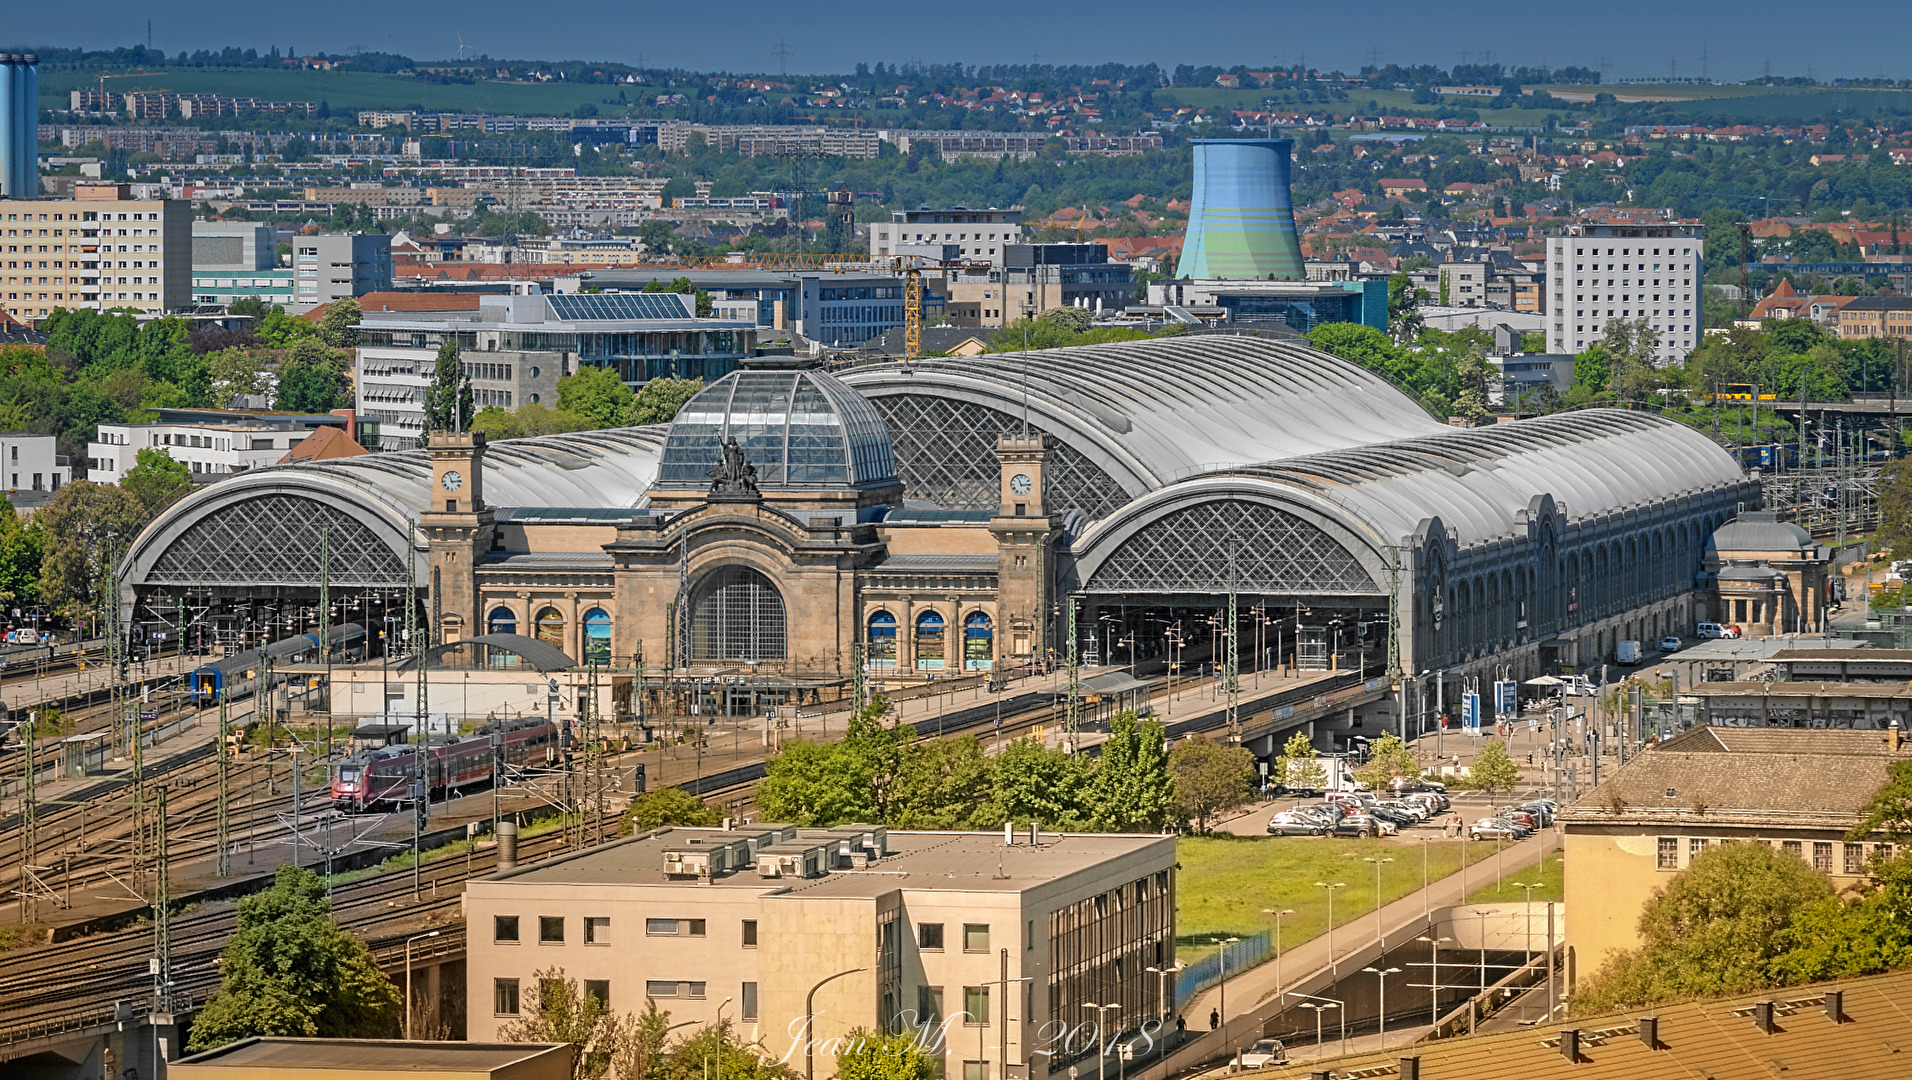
left=0, top=54, right=38, bottom=199
left=1179, top=138, right=1304, bottom=280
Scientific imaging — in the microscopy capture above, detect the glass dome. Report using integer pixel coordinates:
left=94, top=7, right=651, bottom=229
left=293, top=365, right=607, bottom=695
left=657, top=367, right=897, bottom=488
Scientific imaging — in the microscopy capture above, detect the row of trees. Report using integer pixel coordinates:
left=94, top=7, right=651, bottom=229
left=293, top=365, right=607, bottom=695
left=751, top=697, right=1266, bottom=834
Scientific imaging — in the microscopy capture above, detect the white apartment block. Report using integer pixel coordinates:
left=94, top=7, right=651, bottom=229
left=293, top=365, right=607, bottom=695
left=465, top=825, right=1176, bottom=1078
left=871, top=208, right=1023, bottom=267
left=1546, top=223, right=1704, bottom=364
left=2, top=183, right=191, bottom=323
left=0, top=435, right=71, bottom=494
left=88, top=421, right=326, bottom=483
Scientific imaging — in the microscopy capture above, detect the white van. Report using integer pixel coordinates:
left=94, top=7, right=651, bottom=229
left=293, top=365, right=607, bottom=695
left=1696, top=622, right=1739, bottom=640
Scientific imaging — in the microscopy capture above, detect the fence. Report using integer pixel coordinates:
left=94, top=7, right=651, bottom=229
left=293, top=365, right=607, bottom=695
left=1174, top=931, right=1269, bottom=1009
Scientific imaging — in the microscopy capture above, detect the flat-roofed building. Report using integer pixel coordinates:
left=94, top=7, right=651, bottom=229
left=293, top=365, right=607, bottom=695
left=465, top=826, right=1177, bottom=1080
left=870, top=208, right=1023, bottom=266
left=2, top=182, right=190, bottom=323
left=170, top=1037, right=572, bottom=1080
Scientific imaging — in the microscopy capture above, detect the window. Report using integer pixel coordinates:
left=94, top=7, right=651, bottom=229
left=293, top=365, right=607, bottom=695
left=540, top=916, right=564, bottom=943
left=964, top=986, right=989, bottom=1024
left=1813, top=842, right=1834, bottom=873
left=918, top=985, right=944, bottom=1025
left=495, top=978, right=521, bottom=1015
left=536, top=606, right=565, bottom=646
left=915, top=611, right=946, bottom=670
left=687, top=919, right=707, bottom=936
left=495, top=915, right=520, bottom=942
left=867, top=611, right=898, bottom=668
left=647, top=980, right=680, bottom=997
left=964, top=1064, right=988, bottom=1080
left=646, top=918, right=680, bottom=935
left=1689, top=838, right=1706, bottom=860
left=964, top=924, right=989, bottom=952
left=585, top=980, right=610, bottom=1007
left=1845, top=842, right=1867, bottom=875
left=584, top=606, right=612, bottom=664
left=1656, top=837, right=1678, bottom=870
left=488, top=606, right=517, bottom=635
left=743, top=981, right=759, bottom=1022
left=586, top=917, right=610, bottom=944
left=1782, top=840, right=1804, bottom=860
left=920, top=923, right=945, bottom=950
left=743, top=920, right=758, bottom=947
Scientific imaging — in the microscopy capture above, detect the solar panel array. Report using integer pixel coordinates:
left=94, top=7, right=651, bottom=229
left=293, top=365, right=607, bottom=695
left=545, top=292, right=693, bottom=321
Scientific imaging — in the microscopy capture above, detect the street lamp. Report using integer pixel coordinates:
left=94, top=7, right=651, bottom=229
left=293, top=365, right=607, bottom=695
left=1315, top=882, right=1347, bottom=978
left=804, top=967, right=868, bottom=1080
left=1416, top=934, right=1453, bottom=1029
left=1472, top=909, right=1496, bottom=995
left=1089, top=1001, right=1120, bottom=1055
left=1361, top=967, right=1401, bottom=1048
left=1261, top=908, right=1295, bottom=999
left=1143, top=961, right=1185, bottom=1029
left=1512, top=881, right=1543, bottom=965
left=1288, top=993, right=1346, bottom=1055
left=1216, top=936, right=1240, bottom=1037
left=1361, top=856, right=1393, bottom=942
left=404, top=930, right=441, bottom=1039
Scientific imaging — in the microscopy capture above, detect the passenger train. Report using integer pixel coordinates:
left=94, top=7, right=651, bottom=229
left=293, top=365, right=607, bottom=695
left=328, top=716, right=559, bottom=811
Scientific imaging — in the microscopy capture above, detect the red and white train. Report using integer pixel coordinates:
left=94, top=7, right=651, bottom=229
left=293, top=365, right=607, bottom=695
left=329, top=716, right=559, bottom=811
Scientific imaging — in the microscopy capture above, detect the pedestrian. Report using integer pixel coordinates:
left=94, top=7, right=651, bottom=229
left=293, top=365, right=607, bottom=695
left=1176, top=1015, right=1187, bottom=1044
left=1209, top=1008, right=1220, bottom=1031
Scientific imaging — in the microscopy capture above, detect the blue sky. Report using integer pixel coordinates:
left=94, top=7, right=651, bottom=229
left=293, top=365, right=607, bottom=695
left=9, top=0, right=1912, bottom=82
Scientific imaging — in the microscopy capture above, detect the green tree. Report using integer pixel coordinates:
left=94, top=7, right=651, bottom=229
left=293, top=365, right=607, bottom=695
left=208, top=347, right=269, bottom=408
left=621, top=788, right=722, bottom=834
left=1574, top=843, right=1833, bottom=1012
left=891, top=735, right=992, bottom=828
left=423, top=339, right=473, bottom=433
left=1085, top=711, right=1173, bottom=831
left=988, top=735, right=1089, bottom=828
left=34, top=481, right=146, bottom=618
left=628, top=377, right=705, bottom=426
left=1467, top=737, right=1520, bottom=802
left=1572, top=344, right=1611, bottom=398
left=1278, top=730, right=1328, bottom=791
left=1386, top=272, right=1425, bottom=344
left=499, top=967, right=623, bottom=1080
left=1597, top=318, right=1662, bottom=406
left=755, top=697, right=905, bottom=826
left=187, top=864, right=401, bottom=1049
left=608, top=1000, right=670, bottom=1080
left=1168, top=733, right=1255, bottom=833
left=317, top=297, right=362, bottom=349
left=836, top=1028, right=939, bottom=1080
left=1353, top=731, right=1421, bottom=790
left=659, top=1018, right=796, bottom=1080
left=121, top=447, right=193, bottom=519
left=1847, top=759, right=1912, bottom=840
left=275, top=338, right=351, bottom=413
left=255, top=305, right=313, bottom=348
left=558, top=366, right=636, bottom=429
left=0, top=497, right=44, bottom=604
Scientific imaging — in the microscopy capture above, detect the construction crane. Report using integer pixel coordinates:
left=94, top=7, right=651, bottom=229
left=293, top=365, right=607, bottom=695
left=92, top=71, right=168, bottom=115
left=889, top=254, right=990, bottom=362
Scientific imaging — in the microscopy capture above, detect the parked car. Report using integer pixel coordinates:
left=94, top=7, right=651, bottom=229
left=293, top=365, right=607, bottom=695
left=1499, top=810, right=1539, bottom=830
left=1269, top=783, right=1321, bottom=799
left=1615, top=640, right=1642, bottom=665
left=1696, top=622, right=1740, bottom=640
left=1469, top=818, right=1525, bottom=841
left=1406, top=791, right=1450, bottom=813
left=1391, top=778, right=1447, bottom=794
left=1333, top=813, right=1382, bottom=838
left=1659, top=636, right=1682, bottom=653
left=1239, top=1039, right=1288, bottom=1068
left=1266, top=814, right=1328, bottom=837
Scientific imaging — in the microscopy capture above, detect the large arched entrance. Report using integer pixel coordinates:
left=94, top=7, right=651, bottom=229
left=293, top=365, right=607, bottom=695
left=691, top=566, right=787, bottom=661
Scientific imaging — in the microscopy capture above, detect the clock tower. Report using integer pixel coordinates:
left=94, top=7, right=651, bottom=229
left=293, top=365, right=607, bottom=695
left=989, top=434, right=1060, bottom=666
left=420, top=432, right=494, bottom=646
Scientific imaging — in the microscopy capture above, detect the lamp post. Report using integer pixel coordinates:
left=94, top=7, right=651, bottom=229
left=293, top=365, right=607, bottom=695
left=1296, top=1002, right=1338, bottom=1054
left=1361, top=856, right=1393, bottom=942
left=1089, top=1001, right=1120, bottom=1061
left=404, top=930, right=441, bottom=1039
left=804, top=967, right=867, bottom=1080
left=1416, top=934, right=1453, bottom=1029
left=1512, top=882, right=1542, bottom=965
left=1315, top=882, right=1347, bottom=978
left=1288, top=992, right=1347, bottom=1056
left=1143, top=961, right=1185, bottom=1029
left=1361, top=967, right=1401, bottom=1048
left=1472, top=909, right=1495, bottom=995
left=1216, top=936, right=1240, bottom=1038
left=1261, top=908, right=1295, bottom=999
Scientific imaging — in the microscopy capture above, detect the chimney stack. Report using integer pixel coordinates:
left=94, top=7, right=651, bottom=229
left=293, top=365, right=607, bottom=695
left=1753, top=1001, right=1776, bottom=1034
left=1891, top=720, right=1902, bottom=753
left=1558, top=1030, right=1580, bottom=1062
left=1398, top=1057, right=1421, bottom=1080
left=1005, top=821, right=1015, bottom=846
left=1638, top=1016, right=1659, bottom=1049
left=1824, top=990, right=1844, bottom=1023
left=497, top=819, right=519, bottom=870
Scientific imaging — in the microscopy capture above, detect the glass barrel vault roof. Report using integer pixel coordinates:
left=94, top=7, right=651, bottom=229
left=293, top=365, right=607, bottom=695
left=658, top=368, right=896, bottom=488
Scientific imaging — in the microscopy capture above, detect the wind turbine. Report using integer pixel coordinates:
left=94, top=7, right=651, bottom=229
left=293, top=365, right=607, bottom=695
left=456, top=34, right=475, bottom=61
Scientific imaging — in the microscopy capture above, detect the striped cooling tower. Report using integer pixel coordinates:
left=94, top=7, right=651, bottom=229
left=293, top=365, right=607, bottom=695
left=1179, top=138, right=1304, bottom=281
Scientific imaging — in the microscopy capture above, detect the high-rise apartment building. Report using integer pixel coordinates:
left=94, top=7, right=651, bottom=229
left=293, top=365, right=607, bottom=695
left=1545, top=223, right=1704, bottom=364
left=1, top=182, right=191, bottom=322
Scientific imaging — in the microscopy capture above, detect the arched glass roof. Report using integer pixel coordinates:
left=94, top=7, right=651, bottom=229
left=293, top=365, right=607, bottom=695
left=658, top=367, right=896, bottom=488
left=840, top=336, right=1449, bottom=509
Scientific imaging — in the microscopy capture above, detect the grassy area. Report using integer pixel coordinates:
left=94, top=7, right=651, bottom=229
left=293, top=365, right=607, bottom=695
left=0, top=923, right=47, bottom=954
left=1176, top=834, right=1506, bottom=961
left=1464, top=851, right=1562, bottom=905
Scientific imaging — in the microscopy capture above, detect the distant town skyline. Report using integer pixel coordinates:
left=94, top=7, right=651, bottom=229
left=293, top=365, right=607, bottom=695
left=8, top=0, right=1912, bottom=84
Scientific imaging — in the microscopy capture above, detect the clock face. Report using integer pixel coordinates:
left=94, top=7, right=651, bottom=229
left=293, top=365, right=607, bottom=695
left=1010, top=473, right=1034, bottom=496
left=441, top=470, right=464, bottom=493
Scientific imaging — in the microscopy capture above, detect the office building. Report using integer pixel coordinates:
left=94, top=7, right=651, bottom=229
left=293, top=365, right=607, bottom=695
left=1545, top=222, right=1703, bottom=363
left=191, top=221, right=296, bottom=309
left=0, top=54, right=36, bottom=199
left=355, top=288, right=755, bottom=449
left=1179, top=139, right=1305, bottom=281
left=1149, top=278, right=1389, bottom=333
left=556, top=268, right=917, bottom=347
left=1834, top=295, right=1912, bottom=340
left=0, top=433, right=70, bottom=494
left=3, top=182, right=191, bottom=322
left=870, top=208, right=1023, bottom=266
left=464, top=824, right=1178, bottom=1078
left=292, top=233, right=393, bottom=310
left=943, top=244, right=1135, bottom=327
left=88, top=411, right=374, bottom=483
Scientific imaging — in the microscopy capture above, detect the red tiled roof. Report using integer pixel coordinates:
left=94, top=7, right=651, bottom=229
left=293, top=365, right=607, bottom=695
left=277, top=425, right=369, bottom=465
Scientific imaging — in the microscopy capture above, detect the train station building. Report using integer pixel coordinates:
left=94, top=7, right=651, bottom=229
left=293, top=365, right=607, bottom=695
left=118, top=336, right=1755, bottom=728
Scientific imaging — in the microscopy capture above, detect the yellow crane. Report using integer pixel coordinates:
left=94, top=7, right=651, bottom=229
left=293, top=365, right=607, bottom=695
left=92, top=70, right=168, bottom=115
left=890, top=257, right=923, bottom=361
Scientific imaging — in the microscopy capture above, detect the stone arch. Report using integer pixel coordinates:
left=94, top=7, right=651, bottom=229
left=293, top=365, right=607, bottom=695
left=690, top=565, right=787, bottom=662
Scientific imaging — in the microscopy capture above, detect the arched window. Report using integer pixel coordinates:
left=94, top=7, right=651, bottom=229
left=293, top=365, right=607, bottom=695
left=867, top=611, right=897, bottom=668
left=487, top=606, right=517, bottom=636
left=536, top=607, right=565, bottom=647
left=583, top=607, right=612, bottom=664
left=691, top=566, right=786, bottom=661
left=964, top=611, right=994, bottom=671
left=915, top=611, right=946, bottom=671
